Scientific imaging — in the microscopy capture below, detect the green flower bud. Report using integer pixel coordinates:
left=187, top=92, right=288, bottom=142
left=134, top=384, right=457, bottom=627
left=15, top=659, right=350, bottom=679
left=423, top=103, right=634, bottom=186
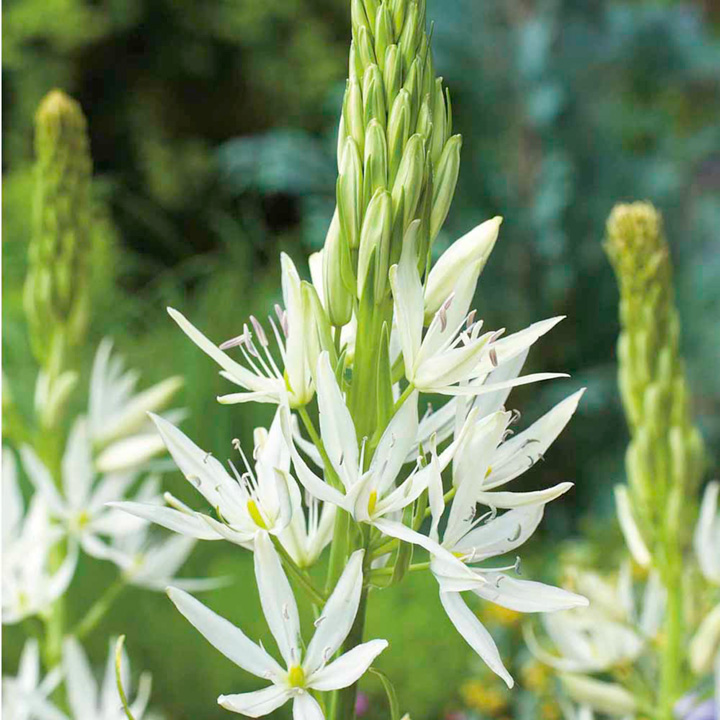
left=399, top=3, right=421, bottom=70
left=356, top=26, right=378, bottom=74
left=430, top=134, right=462, bottom=241
left=374, top=4, right=394, bottom=71
left=24, top=90, right=93, bottom=365
left=383, top=45, right=402, bottom=106
left=343, top=79, right=365, bottom=156
left=338, top=138, right=364, bottom=250
left=362, top=65, right=387, bottom=129
left=363, top=120, right=389, bottom=206
left=387, top=90, right=412, bottom=183
left=357, top=189, right=392, bottom=300
left=323, top=209, right=354, bottom=327
left=389, top=0, right=407, bottom=36
left=349, top=40, right=363, bottom=83
left=416, top=95, right=433, bottom=143
left=363, top=0, right=379, bottom=28
left=392, top=133, right=425, bottom=230
left=351, top=0, right=372, bottom=36
left=402, top=57, right=422, bottom=127
left=430, top=79, right=449, bottom=165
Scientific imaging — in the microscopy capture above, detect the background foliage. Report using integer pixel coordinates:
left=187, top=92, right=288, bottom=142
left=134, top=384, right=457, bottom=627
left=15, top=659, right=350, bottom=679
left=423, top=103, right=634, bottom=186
left=3, top=1, right=720, bottom=718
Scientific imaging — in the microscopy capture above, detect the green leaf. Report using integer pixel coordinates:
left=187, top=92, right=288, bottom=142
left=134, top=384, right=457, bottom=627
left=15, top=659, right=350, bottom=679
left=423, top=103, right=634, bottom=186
left=370, top=667, right=401, bottom=720
left=375, top=322, right=394, bottom=434
left=114, top=635, right=137, bottom=720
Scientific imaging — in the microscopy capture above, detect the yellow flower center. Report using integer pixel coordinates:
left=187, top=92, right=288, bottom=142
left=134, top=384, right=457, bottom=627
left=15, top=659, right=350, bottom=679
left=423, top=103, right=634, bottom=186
left=485, top=466, right=493, bottom=478
left=288, top=665, right=306, bottom=688
left=75, top=510, right=90, bottom=530
left=367, top=490, right=378, bottom=516
left=247, top=499, right=268, bottom=529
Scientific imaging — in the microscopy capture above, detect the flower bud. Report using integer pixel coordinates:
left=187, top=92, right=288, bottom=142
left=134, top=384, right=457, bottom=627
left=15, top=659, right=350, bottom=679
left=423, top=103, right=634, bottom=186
left=362, top=64, right=387, bottom=129
left=402, top=57, right=422, bottom=126
left=358, top=189, right=392, bottom=300
left=383, top=45, right=402, bottom=106
left=343, top=78, right=365, bottom=156
left=349, top=40, right=363, bottom=83
left=416, top=95, right=433, bottom=143
left=388, top=90, right=412, bottom=183
left=392, top=133, right=425, bottom=230
left=351, top=0, right=371, bottom=35
left=430, top=79, right=450, bottom=165
left=690, top=604, right=720, bottom=674
left=322, top=209, right=354, bottom=327
left=389, top=0, right=406, bottom=36
left=338, top=137, right=364, bottom=250
left=363, top=120, right=389, bottom=205
left=374, top=4, right=394, bottom=70
left=430, top=134, right=462, bottom=241
left=356, top=26, right=377, bottom=74
left=363, top=0, right=379, bottom=28
left=398, top=2, right=421, bottom=70
left=424, top=217, right=500, bottom=318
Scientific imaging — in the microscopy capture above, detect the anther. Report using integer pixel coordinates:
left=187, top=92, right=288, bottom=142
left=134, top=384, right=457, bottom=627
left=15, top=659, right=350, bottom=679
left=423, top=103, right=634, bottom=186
left=489, top=348, right=498, bottom=367
left=220, top=334, right=245, bottom=351
left=250, top=315, right=268, bottom=347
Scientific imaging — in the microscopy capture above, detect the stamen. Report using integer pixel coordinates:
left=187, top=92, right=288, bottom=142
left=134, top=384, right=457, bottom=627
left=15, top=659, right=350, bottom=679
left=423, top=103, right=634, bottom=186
left=275, top=304, right=289, bottom=338
left=507, top=525, right=522, bottom=542
left=489, top=348, right=498, bottom=367
left=250, top=315, right=269, bottom=347
left=219, top=334, right=245, bottom=351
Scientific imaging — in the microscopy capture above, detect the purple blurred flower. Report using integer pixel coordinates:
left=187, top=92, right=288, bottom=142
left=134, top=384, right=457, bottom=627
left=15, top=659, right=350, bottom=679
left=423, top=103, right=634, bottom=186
left=675, top=693, right=717, bottom=720
left=355, top=691, right=370, bottom=717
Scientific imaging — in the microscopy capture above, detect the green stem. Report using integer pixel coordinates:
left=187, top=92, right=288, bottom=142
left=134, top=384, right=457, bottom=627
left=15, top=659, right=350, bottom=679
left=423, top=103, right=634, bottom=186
left=658, top=551, right=684, bottom=719
left=369, top=561, right=430, bottom=581
left=394, top=383, right=416, bottom=413
left=73, top=577, right=126, bottom=641
left=271, top=537, right=327, bottom=606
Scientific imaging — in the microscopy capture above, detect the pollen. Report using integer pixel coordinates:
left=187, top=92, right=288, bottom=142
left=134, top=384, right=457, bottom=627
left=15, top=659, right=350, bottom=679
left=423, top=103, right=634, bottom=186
left=247, top=499, right=268, bottom=529
left=485, top=466, right=493, bottom=478
left=288, top=665, right=306, bottom=688
left=367, top=490, right=378, bottom=516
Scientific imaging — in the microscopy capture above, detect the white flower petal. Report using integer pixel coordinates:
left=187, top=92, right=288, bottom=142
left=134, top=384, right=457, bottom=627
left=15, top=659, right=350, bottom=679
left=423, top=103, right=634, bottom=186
left=254, top=532, right=302, bottom=667
left=475, top=482, right=574, bottom=510
left=473, top=575, right=588, bottom=613
left=293, top=692, right=325, bottom=720
left=439, top=591, right=514, bottom=688
left=167, top=587, right=283, bottom=679
left=20, top=446, right=65, bottom=516
left=219, top=685, right=292, bottom=717
left=63, top=637, right=98, bottom=720
left=614, top=485, right=651, bottom=568
left=96, top=434, right=167, bottom=474
left=304, top=550, right=364, bottom=675
left=108, top=502, right=220, bottom=540
left=309, top=639, right=388, bottom=691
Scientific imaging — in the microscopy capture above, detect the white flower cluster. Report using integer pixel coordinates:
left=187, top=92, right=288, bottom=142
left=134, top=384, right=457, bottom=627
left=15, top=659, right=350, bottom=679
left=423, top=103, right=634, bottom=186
left=116, top=214, right=588, bottom=714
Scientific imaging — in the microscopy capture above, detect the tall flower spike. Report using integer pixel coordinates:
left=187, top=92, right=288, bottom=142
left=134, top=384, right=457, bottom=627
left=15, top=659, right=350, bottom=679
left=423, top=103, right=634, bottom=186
left=167, top=535, right=388, bottom=719
left=605, top=202, right=706, bottom=555
left=24, top=90, right=92, bottom=366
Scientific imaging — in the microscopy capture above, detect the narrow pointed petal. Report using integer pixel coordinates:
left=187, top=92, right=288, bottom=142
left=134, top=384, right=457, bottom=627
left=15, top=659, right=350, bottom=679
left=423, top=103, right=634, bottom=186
left=475, top=482, right=574, bottom=509
left=293, top=692, right=325, bottom=720
left=109, top=501, right=220, bottom=540
left=304, top=550, right=364, bottom=675
left=425, top=372, right=568, bottom=396
left=389, top=247, right=423, bottom=377
left=309, top=639, right=389, bottom=691
left=316, top=352, right=358, bottom=486
left=62, top=419, right=94, bottom=509
left=473, top=575, right=588, bottom=613
left=219, top=685, right=292, bottom=717
left=63, top=637, right=98, bottom=719
left=373, top=518, right=444, bottom=555
left=167, top=587, right=282, bottom=679
left=439, top=591, right=514, bottom=688
left=20, top=447, right=65, bottom=516
left=614, top=486, right=651, bottom=568
left=469, top=350, right=528, bottom=424
left=254, top=532, right=302, bottom=668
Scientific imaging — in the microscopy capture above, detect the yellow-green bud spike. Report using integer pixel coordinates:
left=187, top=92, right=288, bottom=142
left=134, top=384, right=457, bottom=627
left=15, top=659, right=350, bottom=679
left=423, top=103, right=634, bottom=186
left=392, top=133, right=425, bottom=230
left=338, top=138, right=364, bottom=250
left=363, top=120, right=389, bottom=205
left=383, top=45, right=403, bottom=105
left=374, top=5, right=394, bottom=70
left=387, top=90, right=412, bottom=183
left=24, top=89, right=93, bottom=366
left=390, top=0, right=406, bottom=36
left=344, top=79, right=365, bottom=156
left=323, top=209, right=354, bottom=327
left=605, top=201, right=706, bottom=557
left=362, top=65, right=387, bottom=129
left=399, top=3, right=421, bottom=70
left=357, top=26, right=378, bottom=73
left=358, top=189, right=392, bottom=299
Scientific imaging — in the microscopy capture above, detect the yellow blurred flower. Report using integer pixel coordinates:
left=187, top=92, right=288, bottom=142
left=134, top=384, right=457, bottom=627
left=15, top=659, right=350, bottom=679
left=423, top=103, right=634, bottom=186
left=520, top=661, right=551, bottom=692
left=483, top=603, right=522, bottom=627
left=460, top=680, right=508, bottom=715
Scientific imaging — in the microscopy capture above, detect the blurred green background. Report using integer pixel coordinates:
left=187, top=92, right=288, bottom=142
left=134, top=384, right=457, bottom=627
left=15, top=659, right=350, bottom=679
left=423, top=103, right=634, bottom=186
left=3, top=1, right=720, bottom=718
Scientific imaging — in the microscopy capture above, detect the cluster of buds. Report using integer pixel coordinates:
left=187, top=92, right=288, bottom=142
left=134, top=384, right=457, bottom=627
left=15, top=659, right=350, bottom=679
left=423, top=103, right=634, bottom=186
left=605, top=202, right=705, bottom=562
left=327, top=0, right=460, bottom=322
left=23, top=90, right=93, bottom=367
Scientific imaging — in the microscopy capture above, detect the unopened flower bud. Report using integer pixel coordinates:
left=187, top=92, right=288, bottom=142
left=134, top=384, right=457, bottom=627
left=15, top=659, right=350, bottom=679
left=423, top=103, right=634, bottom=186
left=388, top=90, right=412, bottom=183
left=363, top=0, right=379, bottom=28
left=560, top=674, right=637, bottom=717
left=399, top=2, right=421, bottom=70
left=430, top=79, right=450, bottom=165
left=424, top=217, right=500, bottom=318
left=338, top=138, right=364, bottom=250
left=363, top=120, right=389, bottom=205
left=322, top=209, right=354, bottom=327
left=383, top=45, right=402, bottom=106
left=430, top=134, right=462, bottom=241
left=374, top=4, right=394, bottom=70
left=690, top=604, right=720, bottom=674
left=358, top=189, right=392, bottom=300
left=351, top=0, right=371, bottom=36
left=392, top=133, right=425, bottom=230
left=362, top=65, right=387, bottom=129
left=356, top=26, right=377, bottom=74
left=389, top=0, right=406, bottom=35
left=343, top=79, right=365, bottom=156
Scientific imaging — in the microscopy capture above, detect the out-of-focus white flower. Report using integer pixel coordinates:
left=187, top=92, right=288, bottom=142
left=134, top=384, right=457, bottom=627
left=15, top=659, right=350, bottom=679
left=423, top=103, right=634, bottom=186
left=283, top=353, right=446, bottom=545
left=34, top=369, right=78, bottom=430
left=695, top=481, right=720, bottom=584
left=20, top=423, right=153, bottom=561
left=690, top=603, right=720, bottom=675
left=560, top=674, right=637, bottom=717
left=89, top=339, right=184, bottom=473
left=168, top=533, right=387, bottom=719
left=2, top=448, right=77, bottom=625
left=527, top=567, right=664, bottom=674
left=2, top=639, right=64, bottom=720
left=114, top=411, right=334, bottom=567
left=106, top=523, right=220, bottom=593
left=389, top=232, right=566, bottom=396
left=169, top=254, right=321, bottom=408
left=58, top=637, right=152, bottom=720
left=423, top=217, right=501, bottom=320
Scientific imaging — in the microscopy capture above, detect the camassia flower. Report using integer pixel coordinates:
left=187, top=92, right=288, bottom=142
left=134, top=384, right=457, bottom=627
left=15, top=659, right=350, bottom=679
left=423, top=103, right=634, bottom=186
left=282, top=352, right=444, bottom=543
left=168, top=253, right=321, bottom=408
left=1, top=639, right=63, bottom=720
left=59, top=637, right=152, bottom=720
left=2, top=448, right=77, bottom=625
left=389, top=226, right=567, bottom=397
left=20, top=420, right=151, bottom=560
left=114, top=411, right=334, bottom=567
left=168, top=533, right=388, bottom=719
left=88, top=339, right=184, bottom=473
